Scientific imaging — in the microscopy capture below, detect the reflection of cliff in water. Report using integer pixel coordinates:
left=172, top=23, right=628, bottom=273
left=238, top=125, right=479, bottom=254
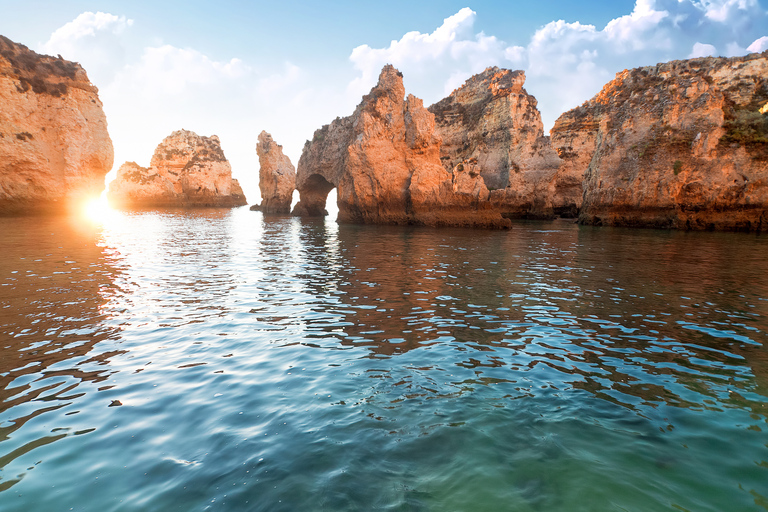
left=290, top=219, right=768, bottom=417
left=0, top=215, right=125, bottom=489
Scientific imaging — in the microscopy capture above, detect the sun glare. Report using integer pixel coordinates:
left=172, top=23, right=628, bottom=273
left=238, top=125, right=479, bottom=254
left=83, top=194, right=114, bottom=223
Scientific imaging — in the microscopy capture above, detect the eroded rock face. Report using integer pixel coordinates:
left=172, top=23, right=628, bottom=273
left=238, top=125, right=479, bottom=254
left=0, top=36, right=114, bottom=214
left=429, top=67, right=563, bottom=219
left=294, top=65, right=511, bottom=228
left=107, top=130, right=246, bottom=207
left=254, top=131, right=295, bottom=213
left=552, top=51, right=768, bottom=231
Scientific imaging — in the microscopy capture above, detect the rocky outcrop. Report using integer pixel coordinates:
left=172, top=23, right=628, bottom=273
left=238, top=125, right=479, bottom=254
left=253, top=131, right=295, bottom=213
left=552, top=51, right=768, bottom=231
left=0, top=35, right=113, bottom=214
left=107, top=129, right=246, bottom=207
left=293, top=65, right=513, bottom=228
left=428, top=67, right=563, bottom=219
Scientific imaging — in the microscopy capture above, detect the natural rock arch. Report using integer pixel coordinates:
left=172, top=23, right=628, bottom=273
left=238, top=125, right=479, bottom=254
left=292, top=173, right=335, bottom=216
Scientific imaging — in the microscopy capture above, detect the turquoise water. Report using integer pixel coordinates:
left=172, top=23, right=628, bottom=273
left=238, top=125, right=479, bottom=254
left=1, top=207, right=767, bottom=511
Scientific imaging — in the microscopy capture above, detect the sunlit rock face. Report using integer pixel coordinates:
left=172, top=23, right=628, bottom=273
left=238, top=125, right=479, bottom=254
left=552, top=51, right=768, bottom=232
left=254, top=131, right=295, bottom=214
left=108, top=129, right=246, bottom=207
left=428, top=67, right=563, bottom=220
left=0, top=36, right=114, bottom=214
left=293, top=65, right=511, bottom=228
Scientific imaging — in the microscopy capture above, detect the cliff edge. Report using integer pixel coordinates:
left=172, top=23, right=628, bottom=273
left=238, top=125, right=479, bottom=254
left=0, top=36, right=113, bottom=214
left=552, top=51, right=768, bottom=231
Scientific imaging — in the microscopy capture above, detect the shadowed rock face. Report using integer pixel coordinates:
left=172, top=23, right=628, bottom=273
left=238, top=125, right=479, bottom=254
left=0, top=35, right=114, bottom=214
left=429, top=67, right=563, bottom=219
left=255, top=131, right=295, bottom=214
left=107, top=130, right=246, bottom=208
left=552, top=51, right=768, bottom=232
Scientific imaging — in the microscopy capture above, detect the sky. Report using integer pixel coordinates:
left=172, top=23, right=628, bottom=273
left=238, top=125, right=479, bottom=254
left=1, top=0, right=767, bottom=203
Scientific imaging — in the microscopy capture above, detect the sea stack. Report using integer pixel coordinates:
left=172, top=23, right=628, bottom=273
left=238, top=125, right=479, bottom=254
left=0, top=35, right=114, bottom=214
left=107, top=129, right=247, bottom=208
left=552, top=51, right=768, bottom=231
left=254, top=131, right=295, bottom=213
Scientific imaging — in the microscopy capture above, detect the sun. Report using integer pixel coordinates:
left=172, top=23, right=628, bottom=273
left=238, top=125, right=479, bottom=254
left=82, top=193, right=114, bottom=223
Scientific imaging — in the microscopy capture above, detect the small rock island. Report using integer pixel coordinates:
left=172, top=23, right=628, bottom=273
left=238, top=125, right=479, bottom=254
left=0, top=36, right=113, bottom=214
left=252, top=131, right=296, bottom=214
left=107, top=129, right=247, bottom=208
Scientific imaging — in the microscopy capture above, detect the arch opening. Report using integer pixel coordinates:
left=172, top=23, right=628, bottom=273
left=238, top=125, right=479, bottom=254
left=292, top=173, right=336, bottom=217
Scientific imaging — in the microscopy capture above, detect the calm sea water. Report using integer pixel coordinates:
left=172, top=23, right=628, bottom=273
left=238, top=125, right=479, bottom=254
left=1, top=206, right=767, bottom=511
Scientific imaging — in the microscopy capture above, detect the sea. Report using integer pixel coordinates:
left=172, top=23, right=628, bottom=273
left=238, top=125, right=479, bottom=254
left=1, top=205, right=767, bottom=511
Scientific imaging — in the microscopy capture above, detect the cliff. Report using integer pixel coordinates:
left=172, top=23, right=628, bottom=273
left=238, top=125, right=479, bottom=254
left=253, top=131, right=295, bottom=213
left=293, top=65, right=512, bottom=228
left=428, top=67, right=563, bottom=219
left=552, top=51, right=768, bottom=231
left=0, top=35, right=113, bottom=214
left=107, top=129, right=246, bottom=207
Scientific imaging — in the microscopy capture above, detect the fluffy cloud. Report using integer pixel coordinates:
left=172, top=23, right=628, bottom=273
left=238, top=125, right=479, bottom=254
left=694, top=0, right=762, bottom=22
left=38, top=12, right=133, bottom=87
left=689, top=42, right=719, bottom=57
left=348, top=8, right=513, bottom=99
left=111, top=45, right=249, bottom=99
left=748, top=36, right=768, bottom=52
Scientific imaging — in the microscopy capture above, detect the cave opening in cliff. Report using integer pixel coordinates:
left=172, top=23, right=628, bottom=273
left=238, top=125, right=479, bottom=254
left=296, top=173, right=337, bottom=217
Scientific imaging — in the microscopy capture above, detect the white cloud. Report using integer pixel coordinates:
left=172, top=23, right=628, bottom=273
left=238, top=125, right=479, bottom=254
left=689, top=42, right=718, bottom=57
left=603, top=0, right=669, bottom=50
left=748, top=36, right=768, bottom=52
left=38, top=12, right=133, bottom=87
left=693, top=0, right=760, bottom=22
left=112, top=45, right=249, bottom=99
left=504, top=45, right=526, bottom=63
left=40, top=11, right=132, bottom=48
left=348, top=8, right=516, bottom=101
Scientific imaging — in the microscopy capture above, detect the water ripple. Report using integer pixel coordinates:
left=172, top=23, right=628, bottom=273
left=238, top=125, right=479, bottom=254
left=0, top=210, right=767, bottom=510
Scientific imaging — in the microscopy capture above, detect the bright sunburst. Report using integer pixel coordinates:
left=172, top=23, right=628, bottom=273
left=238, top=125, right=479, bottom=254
left=83, top=193, right=114, bottom=223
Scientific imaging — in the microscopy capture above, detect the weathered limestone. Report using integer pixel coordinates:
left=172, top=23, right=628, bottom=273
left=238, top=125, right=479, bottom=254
left=0, top=35, right=113, bottom=214
left=428, top=67, right=563, bottom=219
left=253, top=131, right=295, bottom=213
left=293, top=65, right=511, bottom=228
left=107, top=129, right=246, bottom=207
left=552, top=51, right=768, bottom=231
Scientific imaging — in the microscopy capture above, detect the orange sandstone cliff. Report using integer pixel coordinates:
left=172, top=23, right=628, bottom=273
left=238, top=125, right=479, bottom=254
left=107, top=129, right=246, bottom=208
left=253, top=131, right=295, bottom=213
left=294, top=65, right=519, bottom=228
left=552, top=51, right=768, bottom=231
left=0, top=36, right=114, bottom=214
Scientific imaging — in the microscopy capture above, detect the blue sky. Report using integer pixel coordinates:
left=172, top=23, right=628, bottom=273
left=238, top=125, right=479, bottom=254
left=2, top=1, right=767, bottom=201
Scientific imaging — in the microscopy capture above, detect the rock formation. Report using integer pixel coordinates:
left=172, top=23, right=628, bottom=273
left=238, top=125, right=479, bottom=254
left=0, top=35, right=113, bottom=214
left=297, top=53, right=768, bottom=232
left=253, top=131, right=295, bottom=213
left=428, top=67, right=563, bottom=219
left=107, top=129, right=246, bottom=208
left=552, top=51, right=768, bottom=231
left=294, top=65, right=513, bottom=228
